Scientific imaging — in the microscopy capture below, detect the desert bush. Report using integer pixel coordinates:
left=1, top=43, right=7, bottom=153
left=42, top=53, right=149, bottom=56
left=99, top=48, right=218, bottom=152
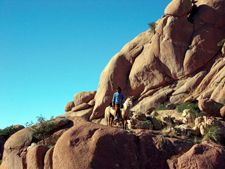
left=202, top=123, right=222, bottom=144
left=176, top=102, right=205, bottom=117
left=154, top=104, right=171, bottom=111
left=26, top=114, right=57, bottom=145
left=0, top=126, right=17, bottom=140
left=148, top=22, right=156, bottom=33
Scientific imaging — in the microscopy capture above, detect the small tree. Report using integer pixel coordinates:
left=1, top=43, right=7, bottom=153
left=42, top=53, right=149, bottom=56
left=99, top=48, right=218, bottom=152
left=148, top=22, right=157, bottom=34
left=0, top=125, right=17, bottom=140
left=26, top=114, right=57, bottom=145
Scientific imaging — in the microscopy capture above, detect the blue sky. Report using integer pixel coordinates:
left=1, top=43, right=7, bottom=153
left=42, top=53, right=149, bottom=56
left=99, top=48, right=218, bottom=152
left=0, top=0, right=171, bottom=129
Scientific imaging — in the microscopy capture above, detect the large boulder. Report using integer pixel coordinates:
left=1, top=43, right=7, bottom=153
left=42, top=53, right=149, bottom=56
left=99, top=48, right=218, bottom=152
left=198, top=98, right=224, bottom=117
left=220, top=106, right=225, bottom=118
left=64, top=101, right=75, bottom=112
left=60, top=108, right=93, bottom=120
left=0, top=128, right=34, bottom=169
left=168, top=141, right=225, bottom=169
left=86, top=0, right=225, bottom=122
left=44, top=147, right=54, bottom=169
left=71, top=103, right=89, bottom=112
left=53, top=117, right=193, bottom=169
left=26, top=145, right=47, bottom=169
left=73, top=91, right=96, bottom=107
left=165, top=0, right=192, bottom=17
left=192, top=0, right=225, bottom=27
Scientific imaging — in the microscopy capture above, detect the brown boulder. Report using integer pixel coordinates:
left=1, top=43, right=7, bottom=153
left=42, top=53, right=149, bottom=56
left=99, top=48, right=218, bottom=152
left=71, top=102, right=89, bottom=112
left=90, top=30, right=152, bottom=120
left=172, top=71, right=206, bottom=95
left=53, top=117, right=193, bottom=169
left=64, top=101, right=75, bottom=112
left=133, top=88, right=173, bottom=114
left=210, top=74, right=225, bottom=103
left=192, top=0, right=225, bottom=27
left=54, top=118, right=69, bottom=127
left=1, top=128, right=33, bottom=169
left=88, top=99, right=95, bottom=107
left=26, top=145, right=47, bottom=169
left=184, top=25, right=223, bottom=75
left=198, top=98, right=223, bottom=117
left=61, top=108, right=93, bottom=120
left=168, top=141, right=225, bottom=169
left=44, top=147, right=54, bottom=169
left=193, top=59, right=225, bottom=98
left=222, top=43, right=225, bottom=57
left=165, top=0, right=192, bottom=17
left=73, top=91, right=96, bottom=107
left=220, top=106, right=225, bottom=118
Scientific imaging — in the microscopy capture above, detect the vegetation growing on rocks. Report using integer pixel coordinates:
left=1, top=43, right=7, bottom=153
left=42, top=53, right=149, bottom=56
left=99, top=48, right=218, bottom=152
left=176, top=102, right=205, bottom=117
left=148, top=22, right=156, bottom=34
left=2, top=0, right=225, bottom=168
left=0, top=126, right=17, bottom=140
left=26, top=114, right=57, bottom=145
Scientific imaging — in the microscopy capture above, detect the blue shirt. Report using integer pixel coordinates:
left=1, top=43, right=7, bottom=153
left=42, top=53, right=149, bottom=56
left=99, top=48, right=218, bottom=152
left=112, top=92, right=125, bottom=105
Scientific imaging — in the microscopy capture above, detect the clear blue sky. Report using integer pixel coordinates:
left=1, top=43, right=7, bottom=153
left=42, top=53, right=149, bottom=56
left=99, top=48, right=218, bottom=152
left=0, top=0, right=171, bottom=129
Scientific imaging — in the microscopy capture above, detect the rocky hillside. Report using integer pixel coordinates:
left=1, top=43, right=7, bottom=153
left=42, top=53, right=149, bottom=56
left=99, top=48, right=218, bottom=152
left=1, top=0, right=225, bottom=168
left=63, top=0, right=225, bottom=123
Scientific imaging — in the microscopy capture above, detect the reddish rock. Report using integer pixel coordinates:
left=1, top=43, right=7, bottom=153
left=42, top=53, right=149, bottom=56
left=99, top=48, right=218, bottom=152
left=1, top=128, right=33, bottom=169
left=193, top=0, right=225, bottom=27
left=165, top=0, right=192, bottom=17
left=168, top=141, right=225, bottom=169
left=220, top=106, right=225, bottom=118
left=88, top=0, right=225, bottom=122
left=64, top=101, right=75, bottom=112
left=71, top=102, right=89, bottom=112
left=26, top=145, right=47, bottom=169
left=44, top=147, right=54, bottom=169
left=53, top=117, right=193, bottom=169
left=211, top=75, right=225, bottom=104
left=61, top=108, right=93, bottom=120
left=198, top=98, right=223, bottom=117
left=73, top=91, right=96, bottom=107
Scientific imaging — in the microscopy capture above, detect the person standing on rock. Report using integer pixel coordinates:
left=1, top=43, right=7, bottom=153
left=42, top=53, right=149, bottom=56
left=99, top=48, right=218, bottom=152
left=112, top=87, right=125, bottom=121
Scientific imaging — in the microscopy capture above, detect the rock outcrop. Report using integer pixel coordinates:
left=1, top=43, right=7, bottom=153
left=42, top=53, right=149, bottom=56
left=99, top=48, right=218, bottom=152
left=2, top=0, right=225, bottom=168
left=198, top=98, right=224, bottom=117
left=1, top=117, right=193, bottom=169
left=168, top=141, right=225, bottom=169
left=84, top=0, right=225, bottom=121
left=60, top=0, right=225, bottom=125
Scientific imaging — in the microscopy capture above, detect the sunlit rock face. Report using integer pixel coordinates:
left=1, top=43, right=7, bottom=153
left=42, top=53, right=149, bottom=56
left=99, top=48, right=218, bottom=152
left=90, top=0, right=225, bottom=120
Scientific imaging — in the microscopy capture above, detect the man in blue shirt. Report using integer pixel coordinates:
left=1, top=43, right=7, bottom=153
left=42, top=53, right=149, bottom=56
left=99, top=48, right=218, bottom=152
left=112, top=87, right=125, bottom=121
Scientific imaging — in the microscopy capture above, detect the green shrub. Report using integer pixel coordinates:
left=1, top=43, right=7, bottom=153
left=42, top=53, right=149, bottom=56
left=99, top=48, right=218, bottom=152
left=177, top=102, right=206, bottom=117
left=26, top=115, right=57, bottom=145
left=0, top=126, right=17, bottom=140
left=148, top=22, right=156, bottom=33
left=203, top=123, right=222, bottom=144
left=217, top=39, right=225, bottom=46
left=197, top=111, right=206, bottom=117
left=154, top=104, right=171, bottom=111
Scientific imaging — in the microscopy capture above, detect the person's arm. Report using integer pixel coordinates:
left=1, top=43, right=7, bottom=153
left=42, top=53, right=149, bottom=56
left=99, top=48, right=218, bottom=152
left=112, top=93, right=115, bottom=106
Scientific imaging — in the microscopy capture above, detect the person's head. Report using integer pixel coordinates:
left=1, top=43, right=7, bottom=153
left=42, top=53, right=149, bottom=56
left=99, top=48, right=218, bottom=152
left=116, top=87, right=122, bottom=93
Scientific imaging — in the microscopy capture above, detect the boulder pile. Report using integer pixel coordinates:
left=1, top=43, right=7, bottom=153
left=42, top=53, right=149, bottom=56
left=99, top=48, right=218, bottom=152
left=62, top=0, right=225, bottom=124
left=2, top=0, right=225, bottom=168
